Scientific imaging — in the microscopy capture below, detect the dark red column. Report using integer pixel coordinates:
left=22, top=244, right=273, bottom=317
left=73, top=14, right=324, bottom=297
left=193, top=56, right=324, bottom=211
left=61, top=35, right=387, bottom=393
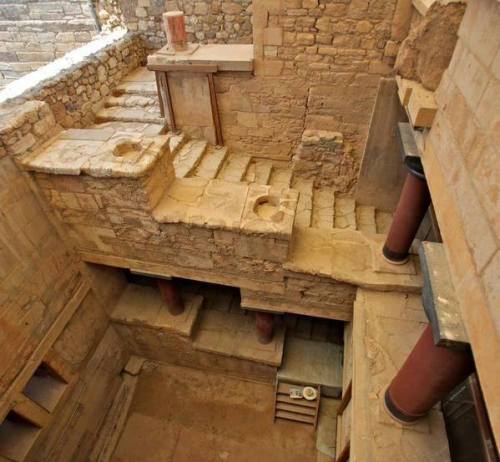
left=255, top=312, right=275, bottom=344
left=383, top=170, right=431, bottom=264
left=157, top=279, right=185, bottom=316
left=384, top=324, right=474, bottom=424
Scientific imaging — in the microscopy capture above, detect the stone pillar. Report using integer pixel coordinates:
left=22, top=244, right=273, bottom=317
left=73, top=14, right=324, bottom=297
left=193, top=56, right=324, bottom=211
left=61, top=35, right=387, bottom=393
left=255, top=312, right=275, bottom=344
left=157, top=279, right=185, bottom=315
left=162, top=11, right=188, bottom=51
left=382, top=166, right=431, bottom=264
left=384, top=324, right=474, bottom=424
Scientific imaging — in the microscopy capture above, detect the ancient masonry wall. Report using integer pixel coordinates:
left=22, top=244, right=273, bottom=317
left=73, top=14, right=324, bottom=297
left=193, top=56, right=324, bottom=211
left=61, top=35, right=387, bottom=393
left=95, top=0, right=253, bottom=48
left=0, top=0, right=100, bottom=87
left=421, top=0, right=499, bottom=443
left=0, top=101, right=128, bottom=461
left=215, top=0, right=413, bottom=192
left=2, top=32, right=146, bottom=128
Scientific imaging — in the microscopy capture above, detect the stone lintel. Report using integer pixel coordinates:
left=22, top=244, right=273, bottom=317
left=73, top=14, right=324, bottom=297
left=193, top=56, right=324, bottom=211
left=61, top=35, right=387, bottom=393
left=419, top=241, right=469, bottom=350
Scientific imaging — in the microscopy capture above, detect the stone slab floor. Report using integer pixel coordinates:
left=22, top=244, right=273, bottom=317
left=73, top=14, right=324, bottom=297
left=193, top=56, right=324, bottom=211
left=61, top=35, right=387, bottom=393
left=112, top=362, right=318, bottom=462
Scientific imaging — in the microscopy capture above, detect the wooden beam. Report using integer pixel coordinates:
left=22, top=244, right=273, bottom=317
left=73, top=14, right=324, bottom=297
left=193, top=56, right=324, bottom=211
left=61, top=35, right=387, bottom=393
left=12, top=394, right=51, bottom=428
left=335, top=440, right=350, bottom=462
left=148, top=63, right=218, bottom=73
left=337, top=380, right=352, bottom=416
left=207, top=72, right=223, bottom=145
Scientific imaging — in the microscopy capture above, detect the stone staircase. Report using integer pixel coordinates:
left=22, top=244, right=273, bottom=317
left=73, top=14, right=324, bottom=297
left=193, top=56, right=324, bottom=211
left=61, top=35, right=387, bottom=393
left=94, top=66, right=393, bottom=236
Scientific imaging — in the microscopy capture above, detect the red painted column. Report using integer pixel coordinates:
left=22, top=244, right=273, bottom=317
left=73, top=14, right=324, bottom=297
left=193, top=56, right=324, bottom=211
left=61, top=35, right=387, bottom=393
left=384, top=324, right=474, bottom=424
left=162, top=11, right=188, bottom=51
left=157, top=279, right=185, bottom=316
left=383, top=170, right=431, bottom=264
left=255, top=312, right=275, bottom=344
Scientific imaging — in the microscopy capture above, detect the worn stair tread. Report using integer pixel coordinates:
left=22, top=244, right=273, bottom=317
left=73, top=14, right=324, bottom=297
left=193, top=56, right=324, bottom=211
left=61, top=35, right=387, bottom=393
left=311, top=188, right=335, bottom=229
left=294, top=191, right=313, bottom=228
left=121, top=66, right=156, bottom=83
left=245, top=160, right=273, bottom=184
left=217, top=153, right=252, bottom=182
left=173, top=139, right=208, bottom=178
left=194, top=145, right=228, bottom=179
left=276, top=402, right=317, bottom=416
left=356, top=205, right=377, bottom=234
left=276, top=394, right=317, bottom=409
left=114, top=81, right=158, bottom=96
left=91, top=121, right=165, bottom=136
left=269, top=167, right=293, bottom=188
left=375, top=210, right=393, bottom=234
left=275, top=410, right=316, bottom=424
left=95, top=106, right=164, bottom=124
left=334, top=197, right=356, bottom=230
left=104, top=94, right=158, bottom=108
left=168, top=132, right=187, bottom=155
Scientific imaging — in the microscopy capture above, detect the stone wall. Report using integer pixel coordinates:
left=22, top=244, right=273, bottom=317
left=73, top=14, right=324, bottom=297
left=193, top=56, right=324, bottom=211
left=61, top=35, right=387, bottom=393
left=0, top=100, right=129, bottom=461
left=212, top=0, right=413, bottom=191
left=94, top=0, right=253, bottom=48
left=0, top=0, right=100, bottom=87
left=0, top=31, right=147, bottom=128
left=420, top=0, right=499, bottom=443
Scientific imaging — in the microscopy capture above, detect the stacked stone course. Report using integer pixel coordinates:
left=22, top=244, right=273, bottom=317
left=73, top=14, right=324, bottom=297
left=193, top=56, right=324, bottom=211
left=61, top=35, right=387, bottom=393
left=95, top=0, right=253, bottom=48
left=0, top=0, right=100, bottom=86
left=2, top=32, right=147, bottom=128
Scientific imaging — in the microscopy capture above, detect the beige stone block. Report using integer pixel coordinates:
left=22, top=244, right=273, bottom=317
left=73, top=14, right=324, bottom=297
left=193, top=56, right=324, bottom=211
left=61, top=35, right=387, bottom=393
left=263, top=27, right=283, bottom=45
left=302, top=0, right=317, bottom=8
left=296, top=33, right=315, bottom=45
left=263, top=45, right=278, bottom=57
left=284, top=0, right=301, bottom=7
left=254, top=59, right=284, bottom=76
left=391, top=0, right=412, bottom=41
left=316, top=33, right=332, bottom=45
left=384, top=40, right=399, bottom=58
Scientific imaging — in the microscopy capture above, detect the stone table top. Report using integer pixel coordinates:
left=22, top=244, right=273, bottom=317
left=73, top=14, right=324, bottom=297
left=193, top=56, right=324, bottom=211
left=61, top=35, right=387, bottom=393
left=21, top=128, right=171, bottom=178
left=147, top=44, right=254, bottom=72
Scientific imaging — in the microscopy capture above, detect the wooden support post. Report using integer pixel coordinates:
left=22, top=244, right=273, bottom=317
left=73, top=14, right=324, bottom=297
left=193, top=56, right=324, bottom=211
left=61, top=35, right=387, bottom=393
left=156, top=71, right=176, bottom=131
left=207, top=72, right=223, bottom=146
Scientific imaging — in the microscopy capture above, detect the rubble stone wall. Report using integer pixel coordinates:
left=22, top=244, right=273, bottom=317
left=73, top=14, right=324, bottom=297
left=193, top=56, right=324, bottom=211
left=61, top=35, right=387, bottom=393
left=0, top=0, right=100, bottom=86
left=422, top=0, right=499, bottom=442
left=216, top=0, right=413, bottom=192
left=1, top=32, right=147, bottom=128
left=94, top=0, right=253, bottom=48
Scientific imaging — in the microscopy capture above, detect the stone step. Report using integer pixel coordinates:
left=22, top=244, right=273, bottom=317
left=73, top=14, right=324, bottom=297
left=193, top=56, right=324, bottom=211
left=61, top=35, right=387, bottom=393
left=192, top=309, right=285, bottom=367
left=311, top=188, right=335, bottom=230
left=168, top=132, right=188, bottom=156
left=334, top=197, right=356, bottom=230
left=95, top=106, right=164, bottom=125
left=355, top=205, right=377, bottom=234
left=375, top=210, right=393, bottom=234
left=244, top=160, right=273, bottom=185
left=294, top=184, right=314, bottom=228
left=269, top=167, right=293, bottom=188
left=217, top=152, right=252, bottom=182
left=278, top=337, right=343, bottom=398
left=173, top=139, right=208, bottom=178
left=111, top=284, right=203, bottom=338
left=121, top=66, right=156, bottom=83
left=104, top=94, right=158, bottom=109
left=113, top=81, right=158, bottom=97
left=193, top=145, right=228, bottom=179
left=91, top=120, right=166, bottom=137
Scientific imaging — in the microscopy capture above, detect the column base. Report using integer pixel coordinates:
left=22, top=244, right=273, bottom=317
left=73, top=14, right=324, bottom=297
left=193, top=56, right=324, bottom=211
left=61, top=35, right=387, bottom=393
left=384, top=387, right=426, bottom=425
left=382, top=244, right=410, bottom=265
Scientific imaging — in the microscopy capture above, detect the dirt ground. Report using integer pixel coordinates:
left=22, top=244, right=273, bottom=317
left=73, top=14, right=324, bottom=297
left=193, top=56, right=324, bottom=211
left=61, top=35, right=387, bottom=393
left=112, top=362, right=318, bottom=462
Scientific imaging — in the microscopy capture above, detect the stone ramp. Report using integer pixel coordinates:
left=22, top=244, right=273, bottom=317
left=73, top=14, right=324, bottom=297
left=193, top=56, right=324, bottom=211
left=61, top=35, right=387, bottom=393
left=278, top=337, right=343, bottom=398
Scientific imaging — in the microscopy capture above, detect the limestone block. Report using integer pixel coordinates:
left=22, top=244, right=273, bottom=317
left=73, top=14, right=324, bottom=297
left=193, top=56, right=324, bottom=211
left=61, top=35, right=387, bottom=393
left=263, top=27, right=283, bottom=45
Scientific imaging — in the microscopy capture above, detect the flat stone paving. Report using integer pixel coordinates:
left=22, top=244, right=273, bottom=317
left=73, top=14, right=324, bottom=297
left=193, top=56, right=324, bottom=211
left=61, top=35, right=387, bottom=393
left=112, top=362, right=317, bottom=462
left=351, top=290, right=451, bottom=461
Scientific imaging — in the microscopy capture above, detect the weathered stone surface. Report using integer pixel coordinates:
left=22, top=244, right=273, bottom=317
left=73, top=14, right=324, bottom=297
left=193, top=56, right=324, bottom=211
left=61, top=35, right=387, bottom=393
left=395, top=2, right=466, bottom=91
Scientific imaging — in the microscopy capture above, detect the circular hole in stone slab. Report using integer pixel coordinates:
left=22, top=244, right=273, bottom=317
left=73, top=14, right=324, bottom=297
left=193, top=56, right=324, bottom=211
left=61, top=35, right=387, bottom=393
left=253, top=195, right=284, bottom=222
left=113, top=139, right=142, bottom=157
